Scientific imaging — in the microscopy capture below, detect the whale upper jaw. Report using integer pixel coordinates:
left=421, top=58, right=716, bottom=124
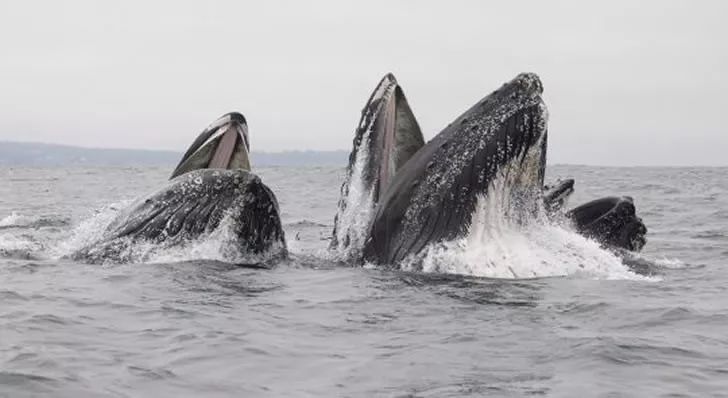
left=170, top=112, right=251, bottom=179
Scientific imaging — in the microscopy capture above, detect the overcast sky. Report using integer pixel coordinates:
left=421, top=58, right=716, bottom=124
left=1, top=1, right=725, bottom=165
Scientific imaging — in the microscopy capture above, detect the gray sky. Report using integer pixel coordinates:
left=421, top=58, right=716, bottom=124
left=1, top=0, right=726, bottom=166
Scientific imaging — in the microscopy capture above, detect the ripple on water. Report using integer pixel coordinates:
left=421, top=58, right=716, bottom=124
left=0, top=290, right=29, bottom=301
left=127, top=365, right=176, bottom=380
left=1, top=165, right=728, bottom=396
left=0, top=372, right=58, bottom=391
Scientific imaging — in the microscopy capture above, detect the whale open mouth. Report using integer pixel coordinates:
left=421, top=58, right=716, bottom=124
left=330, top=73, right=425, bottom=255
left=348, top=73, right=424, bottom=203
left=170, top=112, right=251, bottom=179
left=361, top=73, right=550, bottom=265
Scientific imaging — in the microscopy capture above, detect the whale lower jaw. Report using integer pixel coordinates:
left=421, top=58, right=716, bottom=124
left=171, top=112, right=251, bottom=179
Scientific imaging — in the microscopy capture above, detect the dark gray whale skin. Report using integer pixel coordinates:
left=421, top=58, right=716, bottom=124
left=543, top=179, right=647, bottom=252
left=363, top=73, right=549, bottom=266
left=71, top=169, right=285, bottom=264
left=568, top=196, right=647, bottom=252
left=71, top=112, right=286, bottom=264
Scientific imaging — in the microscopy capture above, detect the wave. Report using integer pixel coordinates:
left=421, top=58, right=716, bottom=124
left=285, top=220, right=329, bottom=228
left=628, top=254, right=687, bottom=270
left=692, top=231, right=727, bottom=240
left=0, top=212, right=70, bottom=230
left=0, top=233, right=43, bottom=260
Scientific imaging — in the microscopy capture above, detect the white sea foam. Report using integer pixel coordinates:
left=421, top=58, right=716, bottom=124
left=0, top=212, right=27, bottom=227
left=641, top=255, right=686, bottom=269
left=412, top=220, right=648, bottom=280
left=403, top=148, right=652, bottom=281
left=141, top=214, right=285, bottom=265
left=0, top=212, right=44, bottom=228
left=0, top=233, right=41, bottom=253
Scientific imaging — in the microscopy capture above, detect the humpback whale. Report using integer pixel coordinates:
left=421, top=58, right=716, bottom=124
left=568, top=196, right=647, bottom=252
left=334, top=73, right=647, bottom=268
left=363, top=73, right=549, bottom=265
left=542, top=180, right=647, bottom=251
left=72, top=112, right=286, bottom=264
left=331, top=73, right=425, bottom=255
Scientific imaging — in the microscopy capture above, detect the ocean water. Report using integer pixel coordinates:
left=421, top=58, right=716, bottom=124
left=1, top=165, right=727, bottom=397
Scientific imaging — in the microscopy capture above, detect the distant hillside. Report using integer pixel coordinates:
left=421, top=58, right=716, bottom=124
left=0, top=141, right=349, bottom=167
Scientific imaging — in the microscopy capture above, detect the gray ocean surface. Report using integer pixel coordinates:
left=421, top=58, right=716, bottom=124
left=1, top=165, right=727, bottom=397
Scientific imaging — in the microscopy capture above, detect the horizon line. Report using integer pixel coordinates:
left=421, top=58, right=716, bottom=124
left=1, top=140, right=726, bottom=168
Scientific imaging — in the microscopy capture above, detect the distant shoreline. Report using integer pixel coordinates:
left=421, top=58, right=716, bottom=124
left=0, top=141, right=349, bottom=167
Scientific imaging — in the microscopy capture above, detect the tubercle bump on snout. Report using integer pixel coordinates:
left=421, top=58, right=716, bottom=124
left=513, top=73, right=543, bottom=95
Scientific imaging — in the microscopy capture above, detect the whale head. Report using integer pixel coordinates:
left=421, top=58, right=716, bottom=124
left=170, top=112, right=251, bottom=179
left=364, top=73, right=550, bottom=265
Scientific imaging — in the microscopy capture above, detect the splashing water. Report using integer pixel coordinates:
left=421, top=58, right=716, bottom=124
left=0, top=212, right=27, bottom=227
left=0, top=212, right=45, bottom=257
left=50, top=201, right=131, bottom=259
left=141, top=214, right=285, bottom=265
left=53, top=203, right=284, bottom=265
left=331, top=126, right=377, bottom=260
left=0, top=233, right=42, bottom=256
left=415, top=220, right=647, bottom=280
left=651, top=256, right=687, bottom=269
left=404, top=144, right=650, bottom=280
left=0, top=211, right=69, bottom=230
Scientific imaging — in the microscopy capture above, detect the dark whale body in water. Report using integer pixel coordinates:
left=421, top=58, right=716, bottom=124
left=568, top=196, right=647, bottom=252
left=333, top=73, right=647, bottom=269
left=363, top=73, right=549, bottom=265
left=72, top=112, right=286, bottom=264
left=542, top=179, right=647, bottom=251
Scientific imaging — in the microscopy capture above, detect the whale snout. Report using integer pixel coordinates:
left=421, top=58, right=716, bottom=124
left=171, top=112, right=252, bottom=179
